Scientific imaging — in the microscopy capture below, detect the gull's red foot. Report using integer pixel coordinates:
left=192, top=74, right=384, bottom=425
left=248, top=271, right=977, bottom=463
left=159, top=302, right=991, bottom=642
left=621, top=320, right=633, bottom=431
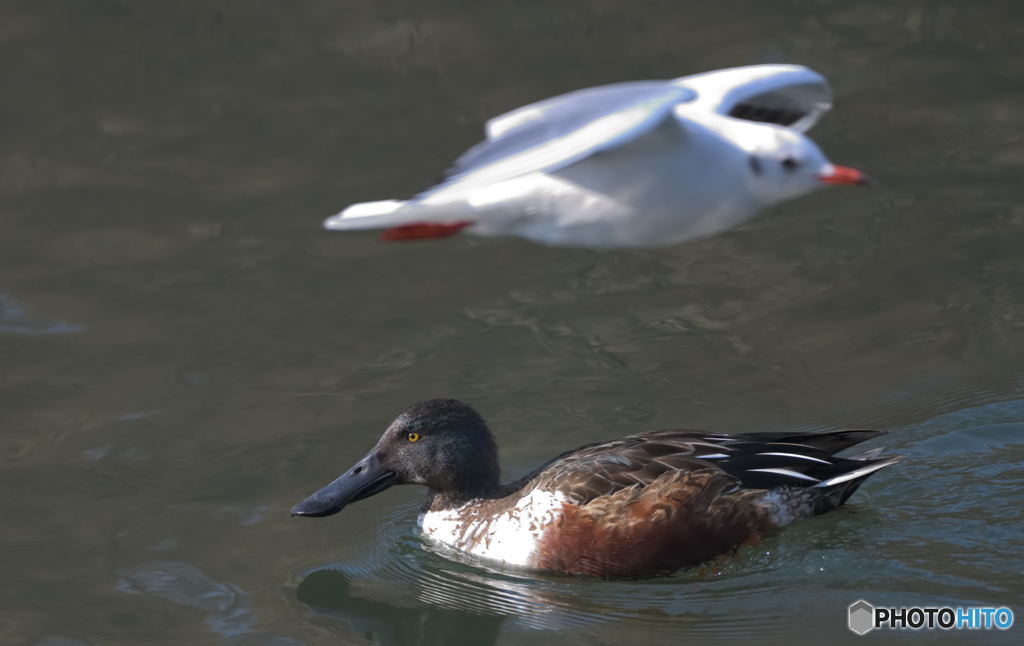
left=380, top=221, right=473, bottom=241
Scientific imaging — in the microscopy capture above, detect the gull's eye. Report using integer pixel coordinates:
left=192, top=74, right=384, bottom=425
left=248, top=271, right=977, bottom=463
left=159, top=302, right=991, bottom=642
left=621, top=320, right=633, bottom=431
left=748, top=155, right=763, bottom=175
left=781, top=157, right=799, bottom=171
left=406, top=431, right=421, bottom=442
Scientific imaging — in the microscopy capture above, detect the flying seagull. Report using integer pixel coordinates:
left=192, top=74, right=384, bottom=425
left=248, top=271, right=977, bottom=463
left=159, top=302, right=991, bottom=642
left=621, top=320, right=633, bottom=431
left=324, top=64, right=868, bottom=248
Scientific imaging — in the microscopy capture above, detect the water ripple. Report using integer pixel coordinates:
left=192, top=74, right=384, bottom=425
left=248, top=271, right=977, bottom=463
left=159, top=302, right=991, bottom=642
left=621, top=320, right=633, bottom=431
left=291, top=395, right=1024, bottom=645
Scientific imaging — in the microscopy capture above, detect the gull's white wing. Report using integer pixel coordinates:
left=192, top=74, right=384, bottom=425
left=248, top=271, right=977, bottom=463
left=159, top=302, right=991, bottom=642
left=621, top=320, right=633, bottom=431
left=416, top=81, right=696, bottom=200
left=676, top=64, right=832, bottom=132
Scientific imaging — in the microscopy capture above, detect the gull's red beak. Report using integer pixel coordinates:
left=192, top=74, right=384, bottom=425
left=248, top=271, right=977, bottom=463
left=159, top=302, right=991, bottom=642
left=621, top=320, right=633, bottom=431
left=819, top=165, right=871, bottom=186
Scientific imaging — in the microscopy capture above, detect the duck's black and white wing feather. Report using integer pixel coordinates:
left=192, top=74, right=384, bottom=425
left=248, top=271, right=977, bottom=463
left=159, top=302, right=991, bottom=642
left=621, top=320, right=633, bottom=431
left=525, top=428, right=899, bottom=505
left=691, top=429, right=900, bottom=490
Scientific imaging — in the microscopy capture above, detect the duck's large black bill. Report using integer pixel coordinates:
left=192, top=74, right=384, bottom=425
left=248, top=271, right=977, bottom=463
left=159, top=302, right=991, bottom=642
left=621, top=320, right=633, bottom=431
left=291, top=450, right=396, bottom=517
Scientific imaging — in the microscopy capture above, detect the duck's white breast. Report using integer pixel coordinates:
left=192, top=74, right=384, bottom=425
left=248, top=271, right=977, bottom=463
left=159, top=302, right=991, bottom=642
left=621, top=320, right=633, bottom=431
left=417, top=488, right=569, bottom=568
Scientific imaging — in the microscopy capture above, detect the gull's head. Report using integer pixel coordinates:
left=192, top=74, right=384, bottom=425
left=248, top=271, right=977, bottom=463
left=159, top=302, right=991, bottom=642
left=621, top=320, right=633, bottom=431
left=741, top=125, right=868, bottom=205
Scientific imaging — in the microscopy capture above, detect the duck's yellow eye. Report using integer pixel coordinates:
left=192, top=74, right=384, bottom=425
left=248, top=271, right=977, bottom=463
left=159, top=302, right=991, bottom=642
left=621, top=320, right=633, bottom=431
left=406, top=432, right=421, bottom=442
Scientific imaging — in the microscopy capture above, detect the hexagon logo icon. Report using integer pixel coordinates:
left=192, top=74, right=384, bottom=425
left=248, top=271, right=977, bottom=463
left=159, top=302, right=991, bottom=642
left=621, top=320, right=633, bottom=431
left=848, top=599, right=875, bottom=635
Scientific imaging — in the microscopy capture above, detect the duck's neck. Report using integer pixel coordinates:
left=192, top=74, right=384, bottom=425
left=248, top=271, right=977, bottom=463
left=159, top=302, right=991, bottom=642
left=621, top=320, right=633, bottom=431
left=423, top=480, right=523, bottom=512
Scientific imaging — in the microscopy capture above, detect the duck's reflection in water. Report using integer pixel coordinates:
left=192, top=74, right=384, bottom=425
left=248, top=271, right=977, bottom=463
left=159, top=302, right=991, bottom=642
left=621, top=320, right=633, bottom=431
left=295, top=540, right=710, bottom=646
left=296, top=567, right=505, bottom=646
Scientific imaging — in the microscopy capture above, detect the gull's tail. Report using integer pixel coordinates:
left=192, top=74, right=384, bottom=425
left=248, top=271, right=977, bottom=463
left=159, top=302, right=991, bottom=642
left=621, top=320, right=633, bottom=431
left=324, top=200, right=410, bottom=230
left=324, top=200, right=473, bottom=241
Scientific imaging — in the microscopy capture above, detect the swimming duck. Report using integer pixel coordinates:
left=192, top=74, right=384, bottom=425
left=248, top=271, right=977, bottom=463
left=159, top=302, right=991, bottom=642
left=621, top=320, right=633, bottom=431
left=323, top=64, right=868, bottom=248
left=292, top=399, right=900, bottom=578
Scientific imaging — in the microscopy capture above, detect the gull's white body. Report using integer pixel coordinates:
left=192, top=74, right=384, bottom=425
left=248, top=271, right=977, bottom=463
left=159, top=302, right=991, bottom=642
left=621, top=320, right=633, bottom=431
left=325, top=64, right=847, bottom=248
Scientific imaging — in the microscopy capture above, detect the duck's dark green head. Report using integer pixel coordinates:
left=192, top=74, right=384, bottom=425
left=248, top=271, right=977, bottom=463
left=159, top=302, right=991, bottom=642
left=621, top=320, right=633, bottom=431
left=291, top=399, right=500, bottom=517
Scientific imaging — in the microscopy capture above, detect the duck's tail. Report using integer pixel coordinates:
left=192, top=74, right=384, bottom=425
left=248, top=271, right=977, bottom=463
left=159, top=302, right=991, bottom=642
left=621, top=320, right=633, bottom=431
left=757, top=452, right=902, bottom=528
left=324, top=200, right=474, bottom=241
left=731, top=429, right=902, bottom=528
left=810, top=453, right=902, bottom=506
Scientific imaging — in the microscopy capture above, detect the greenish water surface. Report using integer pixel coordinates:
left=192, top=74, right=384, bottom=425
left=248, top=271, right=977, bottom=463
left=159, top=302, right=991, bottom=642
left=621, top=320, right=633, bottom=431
left=2, top=2, right=1022, bottom=644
